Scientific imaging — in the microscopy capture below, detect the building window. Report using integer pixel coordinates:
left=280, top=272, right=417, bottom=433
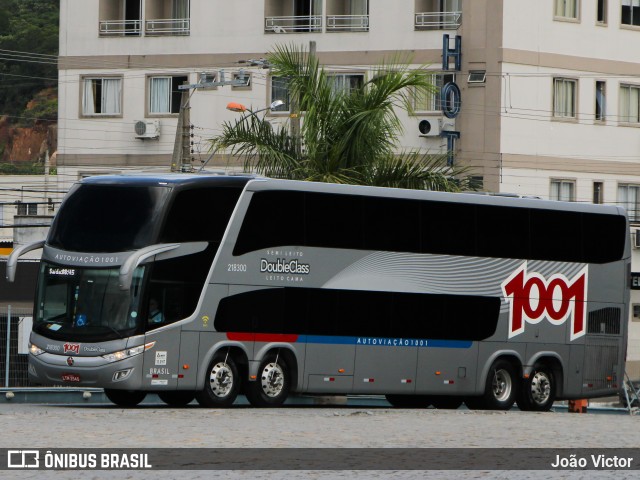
left=149, top=75, right=188, bottom=114
left=328, top=73, right=365, bottom=96
left=593, top=182, right=604, bottom=204
left=198, top=71, right=218, bottom=90
left=622, top=0, right=640, bottom=26
left=619, top=184, right=640, bottom=222
left=82, top=77, right=122, bottom=116
left=412, top=73, right=455, bottom=112
left=270, top=76, right=291, bottom=112
left=597, top=0, right=608, bottom=23
left=16, top=202, right=37, bottom=216
left=619, top=84, right=640, bottom=123
left=553, top=78, right=577, bottom=118
left=231, top=71, right=252, bottom=90
left=555, top=0, right=579, bottom=18
left=551, top=180, right=575, bottom=202
left=595, top=80, right=606, bottom=121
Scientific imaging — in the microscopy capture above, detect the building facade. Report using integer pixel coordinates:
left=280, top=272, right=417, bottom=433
left=50, top=0, right=640, bottom=377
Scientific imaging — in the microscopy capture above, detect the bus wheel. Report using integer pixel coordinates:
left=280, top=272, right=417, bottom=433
left=104, top=389, right=147, bottom=407
left=385, top=395, right=431, bottom=408
left=482, top=360, right=518, bottom=410
left=430, top=396, right=463, bottom=410
left=195, top=354, right=240, bottom=407
left=517, top=365, right=555, bottom=412
left=245, top=353, right=290, bottom=407
left=158, top=391, right=196, bottom=407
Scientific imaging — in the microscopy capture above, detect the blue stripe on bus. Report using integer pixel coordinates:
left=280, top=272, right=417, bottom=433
left=302, top=335, right=472, bottom=349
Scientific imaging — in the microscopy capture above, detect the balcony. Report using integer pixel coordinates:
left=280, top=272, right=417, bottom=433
left=145, top=18, right=190, bottom=36
left=326, top=14, right=369, bottom=32
left=264, top=15, right=323, bottom=33
left=414, top=11, right=461, bottom=30
left=98, top=20, right=142, bottom=37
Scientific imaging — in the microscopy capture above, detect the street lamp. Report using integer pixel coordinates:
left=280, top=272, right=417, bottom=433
left=198, top=100, right=285, bottom=173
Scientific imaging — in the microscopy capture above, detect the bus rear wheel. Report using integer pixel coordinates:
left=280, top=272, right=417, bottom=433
left=245, top=353, right=290, bottom=407
left=104, top=389, right=147, bottom=407
left=517, top=365, right=555, bottom=412
left=158, top=391, right=196, bottom=407
left=385, top=395, right=431, bottom=408
left=195, top=354, right=240, bottom=407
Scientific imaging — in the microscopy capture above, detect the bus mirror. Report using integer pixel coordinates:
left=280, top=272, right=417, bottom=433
left=5, top=240, right=45, bottom=282
left=118, top=243, right=180, bottom=291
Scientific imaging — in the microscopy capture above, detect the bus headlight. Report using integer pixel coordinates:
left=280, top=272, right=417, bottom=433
left=102, top=342, right=155, bottom=363
left=29, top=343, right=45, bottom=356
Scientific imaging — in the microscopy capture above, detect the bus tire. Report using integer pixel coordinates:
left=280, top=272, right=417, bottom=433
left=195, top=354, right=240, bottom=407
left=385, top=395, right=431, bottom=408
left=158, top=391, right=196, bottom=407
left=481, top=359, right=518, bottom=410
left=517, top=365, right=555, bottom=412
left=104, top=389, right=147, bottom=407
left=245, top=353, right=290, bottom=407
left=429, top=396, right=463, bottom=410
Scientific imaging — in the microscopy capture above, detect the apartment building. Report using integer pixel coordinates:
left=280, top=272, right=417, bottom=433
left=50, top=0, right=640, bottom=376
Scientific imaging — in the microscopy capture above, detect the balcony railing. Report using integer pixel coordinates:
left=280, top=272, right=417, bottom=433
left=265, top=15, right=322, bottom=33
left=414, top=11, right=462, bottom=30
left=326, top=15, right=369, bottom=32
left=145, top=18, right=190, bottom=36
left=99, top=20, right=142, bottom=36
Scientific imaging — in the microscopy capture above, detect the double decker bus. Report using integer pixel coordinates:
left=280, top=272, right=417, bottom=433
left=7, top=174, right=630, bottom=409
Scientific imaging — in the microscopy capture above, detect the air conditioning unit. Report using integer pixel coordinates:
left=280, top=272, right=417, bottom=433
left=134, top=120, right=160, bottom=139
left=634, top=230, right=640, bottom=249
left=418, top=117, right=442, bottom=137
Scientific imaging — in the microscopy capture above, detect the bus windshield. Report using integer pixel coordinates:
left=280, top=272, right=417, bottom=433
left=34, top=262, right=146, bottom=342
left=48, top=184, right=170, bottom=252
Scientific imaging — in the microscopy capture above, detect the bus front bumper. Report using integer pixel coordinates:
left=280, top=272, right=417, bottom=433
left=28, top=352, right=144, bottom=390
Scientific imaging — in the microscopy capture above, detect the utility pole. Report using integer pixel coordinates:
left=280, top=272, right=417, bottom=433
left=172, top=71, right=251, bottom=172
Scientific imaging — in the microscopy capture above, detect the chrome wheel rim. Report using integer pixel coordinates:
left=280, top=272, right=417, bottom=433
left=492, top=369, right=512, bottom=402
left=530, top=371, right=551, bottom=405
left=209, top=362, right=234, bottom=398
left=260, top=362, right=284, bottom=397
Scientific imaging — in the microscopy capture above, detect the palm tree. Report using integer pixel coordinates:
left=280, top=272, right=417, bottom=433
left=210, top=44, right=473, bottom=191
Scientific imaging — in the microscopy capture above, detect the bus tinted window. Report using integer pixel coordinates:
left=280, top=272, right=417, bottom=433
left=582, top=213, right=627, bottom=264
left=214, top=288, right=500, bottom=342
left=48, top=185, right=170, bottom=252
left=363, top=197, right=420, bottom=253
left=421, top=201, right=476, bottom=257
left=160, top=187, right=242, bottom=243
left=306, top=193, right=363, bottom=249
left=232, top=191, right=304, bottom=255
left=476, top=205, right=530, bottom=259
left=530, top=210, right=582, bottom=263
left=233, top=190, right=626, bottom=264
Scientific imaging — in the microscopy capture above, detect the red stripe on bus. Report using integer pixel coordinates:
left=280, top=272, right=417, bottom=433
left=226, top=333, right=299, bottom=343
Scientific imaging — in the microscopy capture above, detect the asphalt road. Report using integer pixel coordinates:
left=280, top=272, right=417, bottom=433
left=1, top=401, right=639, bottom=480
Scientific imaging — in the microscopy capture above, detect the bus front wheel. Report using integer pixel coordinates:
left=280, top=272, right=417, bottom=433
left=245, top=353, right=290, bottom=407
left=517, top=365, right=556, bottom=412
left=104, top=389, right=147, bottom=407
left=196, top=354, right=240, bottom=407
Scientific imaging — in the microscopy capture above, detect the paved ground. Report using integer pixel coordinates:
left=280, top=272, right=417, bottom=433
left=1, top=401, right=639, bottom=480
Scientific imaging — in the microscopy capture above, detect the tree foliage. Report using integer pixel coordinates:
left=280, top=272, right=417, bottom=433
left=211, top=43, right=473, bottom=191
left=0, top=0, right=58, bottom=123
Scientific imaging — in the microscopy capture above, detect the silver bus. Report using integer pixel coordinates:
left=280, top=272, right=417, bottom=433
left=7, top=175, right=630, bottom=410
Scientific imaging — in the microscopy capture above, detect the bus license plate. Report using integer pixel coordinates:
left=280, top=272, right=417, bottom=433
left=61, top=373, right=81, bottom=382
